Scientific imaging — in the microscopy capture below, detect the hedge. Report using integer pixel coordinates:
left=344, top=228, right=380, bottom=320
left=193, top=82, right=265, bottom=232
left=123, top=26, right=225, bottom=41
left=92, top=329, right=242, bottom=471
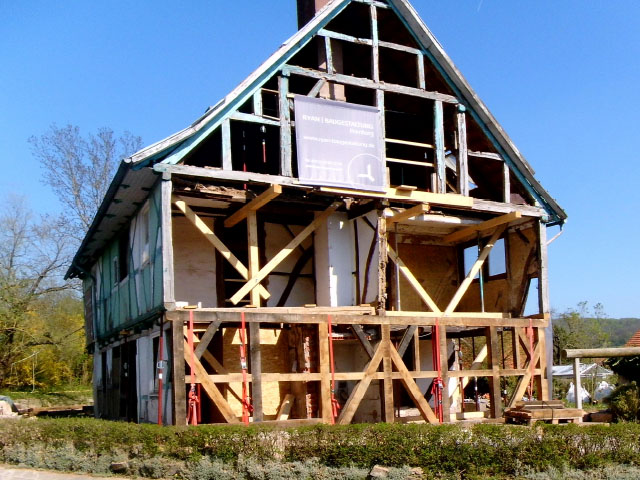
left=1, top=418, right=640, bottom=477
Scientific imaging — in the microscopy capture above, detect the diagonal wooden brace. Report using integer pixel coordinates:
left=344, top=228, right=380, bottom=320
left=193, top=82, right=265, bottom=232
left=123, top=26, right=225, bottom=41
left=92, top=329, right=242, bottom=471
left=230, top=202, right=340, bottom=305
left=388, top=245, right=441, bottom=313
left=174, top=199, right=269, bottom=300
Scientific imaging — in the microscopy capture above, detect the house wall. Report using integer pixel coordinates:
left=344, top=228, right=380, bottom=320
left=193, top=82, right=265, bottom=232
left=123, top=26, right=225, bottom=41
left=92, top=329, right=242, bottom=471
left=84, top=183, right=163, bottom=340
left=172, top=216, right=218, bottom=307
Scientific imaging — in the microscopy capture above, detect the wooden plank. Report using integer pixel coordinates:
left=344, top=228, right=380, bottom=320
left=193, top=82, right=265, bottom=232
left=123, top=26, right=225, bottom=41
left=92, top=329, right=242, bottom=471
left=194, top=320, right=221, bottom=359
left=230, top=203, right=340, bottom=305
left=337, top=341, right=384, bottom=425
left=434, top=101, right=446, bottom=194
left=319, top=28, right=372, bottom=47
left=173, top=200, right=269, bottom=301
left=387, top=245, right=441, bottom=313
left=444, top=225, right=507, bottom=315
left=276, top=394, right=295, bottom=421
left=351, top=324, right=375, bottom=359
left=487, top=326, right=503, bottom=418
left=389, top=343, right=439, bottom=423
left=413, top=328, right=421, bottom=371
left=224, top=185, right=282, bottom=228
left=444, top=212, right=521, bottom=244
left=279, top=75, right=292, bottom=177
left=456, top=110, right=469, bottom=196
left=381, top=325, right=395, bottom=423
left=537, top=221, right=552, bottom=397
left=249, top=322, right=263, bottom=422
left=221, top=119, right=232, bottom=171
left=324, top=36, right=334, bottom=73
left=318, top=186, right=473, bottom=207
left=376, top=210, right=387, bottom=313
left=183, top=340, right=239, bottom=423
left=387, top=203, right=430, bottom=224
left=573, top=357, right=582, bottom=410
left=161, top=178, right=175, bottom=306
left=171, top=318, right=186, bottom=425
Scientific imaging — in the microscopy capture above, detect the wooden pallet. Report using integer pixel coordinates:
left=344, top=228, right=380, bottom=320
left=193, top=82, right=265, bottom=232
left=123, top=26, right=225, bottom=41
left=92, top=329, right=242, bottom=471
left=505, top=401, right=583, bottom=425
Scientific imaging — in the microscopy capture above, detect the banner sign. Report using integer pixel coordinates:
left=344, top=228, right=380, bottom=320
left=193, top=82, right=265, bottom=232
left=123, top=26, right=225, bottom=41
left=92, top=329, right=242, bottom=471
left=294, top=96, right=386, bottom=192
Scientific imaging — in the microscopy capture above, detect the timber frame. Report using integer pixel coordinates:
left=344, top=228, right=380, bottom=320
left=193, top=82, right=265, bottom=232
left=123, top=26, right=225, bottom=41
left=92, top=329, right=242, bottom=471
left=68, top=0, right=565, bottom=426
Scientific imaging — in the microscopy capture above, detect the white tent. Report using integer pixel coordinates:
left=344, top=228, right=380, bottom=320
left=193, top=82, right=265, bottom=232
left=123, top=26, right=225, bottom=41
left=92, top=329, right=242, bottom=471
left=552, top=363, right=613, bottom=379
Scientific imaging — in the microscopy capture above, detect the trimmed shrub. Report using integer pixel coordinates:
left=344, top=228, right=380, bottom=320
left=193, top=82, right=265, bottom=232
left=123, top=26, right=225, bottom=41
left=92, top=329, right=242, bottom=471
left=605, top=382, right=640, bottom=422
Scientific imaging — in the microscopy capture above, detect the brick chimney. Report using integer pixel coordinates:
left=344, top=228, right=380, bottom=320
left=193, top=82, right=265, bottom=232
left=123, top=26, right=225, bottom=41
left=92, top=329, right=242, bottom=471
left=297, top=0, right=332, bottom=29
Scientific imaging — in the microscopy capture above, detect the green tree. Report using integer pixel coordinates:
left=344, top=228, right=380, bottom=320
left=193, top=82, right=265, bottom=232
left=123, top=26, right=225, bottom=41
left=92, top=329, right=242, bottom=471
left=552, top=301, right=610, bottom=364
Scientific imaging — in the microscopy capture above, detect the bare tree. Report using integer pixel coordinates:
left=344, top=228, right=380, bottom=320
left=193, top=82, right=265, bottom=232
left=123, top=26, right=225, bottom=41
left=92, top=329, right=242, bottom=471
left=0, top=196, right=76, bottom=386
left=29, top=125, right=142, bottom=239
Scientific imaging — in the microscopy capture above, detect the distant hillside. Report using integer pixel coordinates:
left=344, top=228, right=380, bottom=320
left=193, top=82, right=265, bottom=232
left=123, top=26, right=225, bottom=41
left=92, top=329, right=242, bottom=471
left=553, top=316, right=640, bottom=347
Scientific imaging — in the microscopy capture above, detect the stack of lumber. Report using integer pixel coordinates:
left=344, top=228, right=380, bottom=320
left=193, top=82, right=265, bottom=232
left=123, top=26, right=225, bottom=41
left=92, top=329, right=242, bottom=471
left=504, top=400, right=584, bottom=425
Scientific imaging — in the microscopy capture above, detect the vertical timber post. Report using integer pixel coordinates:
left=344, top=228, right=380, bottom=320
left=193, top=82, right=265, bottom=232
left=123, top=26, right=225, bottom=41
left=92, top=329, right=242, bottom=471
left=434, top=100, right=446, bottom=194
left=161, top=173, right=175, bottom=307
left=487, top=326, right=503, bottom=418
left=573, top=357, right=582, bottom=410
left=376, top=210, right=387, bottom=314
left=247, top=212, right=263, bottom=421
left=318, top=321, right=333, bottom=423
left=279, top=74, right=292, bottom=177
left=438, top=325, right=451, bottom=421
left=381, top=324, right=394, bottom=423
left=456, top=106, right=469, bottom=196
left=171, top=315, right=186, bottom=425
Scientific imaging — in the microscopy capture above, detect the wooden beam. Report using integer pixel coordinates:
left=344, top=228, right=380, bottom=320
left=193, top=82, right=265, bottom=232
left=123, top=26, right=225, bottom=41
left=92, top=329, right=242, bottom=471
left=444, top=225, right=507, bottom=315
left=351, top=324, right=375, bottom=359
left=171, top=318, right=186, bottom=425
left=194, top=320, right=221, bottom=359
left=508, top=341, right=541, bottom=408
left=565, top=347, right=640, bottom=358
left=173, top=200, right=270, bottom=301
left=337, top=341, right=384, bottom=425
left=276, top=394, right=295, bottom=421
left=387, top=203, right=430, bottom=224
left=225, top=185, right=282, bottom=228
left=376, top=210, right=387, bottom=313
left=434, top=101, right=446, bottom=194
left=249, top=322, right=263, bottom=421
left=417, top=52, right=425, bottom=90
left=469, top=151, right=503, bottom=161
left=438, top=325, right=451, bottom=421
left=284, top=65, right=458, bottom=104
left=230, top=111, right=280, bottom=127
left=161, top=177, right=175, bottom=306
left=221, top=119, right=232, bottom=171
left=389, top=343, right=439, bottom=423
left=456, top=110, right=469, bottom=196
left=444, top=212, right=521, bottom=244
left=486, top=326, right=502, bottom=418
left=503, top=162, right=511, bottom=203
left=279, top=75, right=292, bottom=177
left=307, top=79, right=326, bottom=98
left=319, top=186, right=473, bottom=208
left=253, top=91, right=263, bottom=116
left=396, top=325, right=418, bottom=358
left=370, top=5, right=379, bottom=83
left=318, top=322, right=333, bottom=423
left=230, top=203, right=340, bottom=305
left=183, top=340, right=239, bottom=423
left=387, top=245, right=441, bottom=313
left=381, top=324, right=395, bottom=423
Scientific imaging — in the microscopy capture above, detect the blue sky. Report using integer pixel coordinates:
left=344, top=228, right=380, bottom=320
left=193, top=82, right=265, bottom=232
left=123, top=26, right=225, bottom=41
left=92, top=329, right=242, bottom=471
left=2, top=1, right=639, bottom=318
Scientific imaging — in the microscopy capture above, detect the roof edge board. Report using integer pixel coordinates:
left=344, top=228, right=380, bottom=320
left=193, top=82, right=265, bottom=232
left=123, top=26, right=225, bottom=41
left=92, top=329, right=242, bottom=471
left=387, top=0, right=566, bottom=223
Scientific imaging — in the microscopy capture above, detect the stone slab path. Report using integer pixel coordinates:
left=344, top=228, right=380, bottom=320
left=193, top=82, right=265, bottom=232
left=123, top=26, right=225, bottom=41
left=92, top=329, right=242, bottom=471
left=0, top=465, right=129, bottom=479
